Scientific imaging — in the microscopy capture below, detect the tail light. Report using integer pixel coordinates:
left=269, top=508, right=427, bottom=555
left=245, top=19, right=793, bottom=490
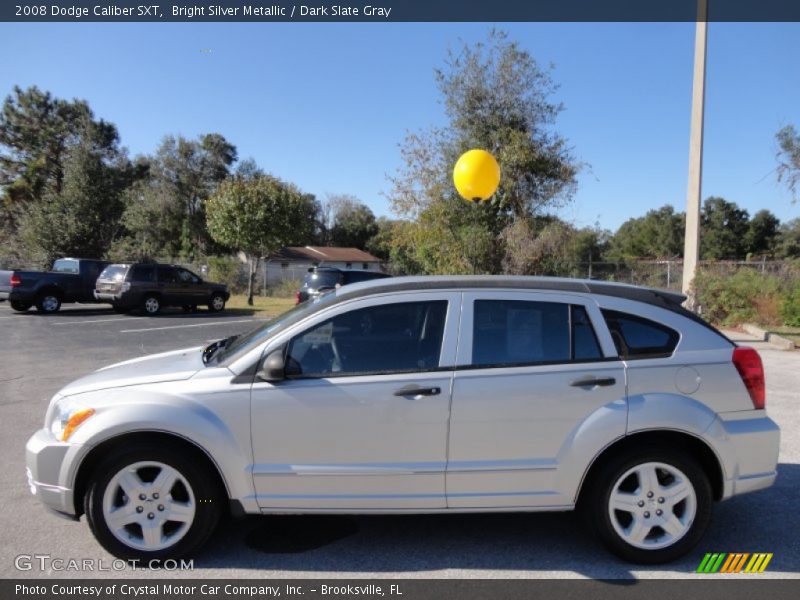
left=732, top=346, right=765, bottom=409
left=294, top=291, right=301, bottom=305
left=9, top=274, right=21, bottom=287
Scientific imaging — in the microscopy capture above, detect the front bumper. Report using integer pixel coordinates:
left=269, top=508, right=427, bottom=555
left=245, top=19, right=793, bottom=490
left=707, top=413, right=781, bottom=499
left=25, top=428, right=82, bottom=518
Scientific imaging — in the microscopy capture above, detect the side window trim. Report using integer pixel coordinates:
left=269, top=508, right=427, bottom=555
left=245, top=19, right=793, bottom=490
left=285, top=299, right=449, bottom=379
left=246, top=291, right=463, bottom=383
left=456, top=291, right=620, bottom=368
left=600, top=308, right=680, bottom=360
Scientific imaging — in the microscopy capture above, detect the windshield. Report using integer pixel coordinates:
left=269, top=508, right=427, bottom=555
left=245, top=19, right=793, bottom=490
left=51, top=259, right=80, bottom=274
left=303, top=271, right=341, bottom=290
left=213, top=292, right=338, bottom=364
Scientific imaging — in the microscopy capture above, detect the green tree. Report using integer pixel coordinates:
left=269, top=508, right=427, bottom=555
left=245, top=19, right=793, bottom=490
left=776, top=125, right=800, bottom=201
left=387, top=29, right=578, bottom=274
left=607, top=205, right=685, bottom=260
left=0, top=85, right=121, bottom=207
left=700, top=197, right=750, bottom=260
left=117, top=134, right=237, bottom=260
left=365, top=217, right=401, bottom=262
left=745, top=209, right=780, bottom=258
left=775, top=218, right=800, bottom=259
left=322, top=195, right=378, bottom=249
left=17, top=140, right=139, bottom=264
left=206, top=175, right=316, bottom=305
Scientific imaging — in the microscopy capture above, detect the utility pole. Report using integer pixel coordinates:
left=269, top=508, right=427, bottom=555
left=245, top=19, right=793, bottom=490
left=682, top=0, right=708, bottom=303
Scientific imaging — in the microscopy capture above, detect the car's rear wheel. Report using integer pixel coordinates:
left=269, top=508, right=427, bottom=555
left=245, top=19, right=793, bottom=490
left=583, top=449, right=712, bottom=564
left=142, top=295, right=161, bottom=316
left=84, top=445, right=222, bottom=560
left=10, top=300, right=31, bottom=312
left=208, top=293, right=226, bottom=313
left=36, top=293, right=61, bottom=313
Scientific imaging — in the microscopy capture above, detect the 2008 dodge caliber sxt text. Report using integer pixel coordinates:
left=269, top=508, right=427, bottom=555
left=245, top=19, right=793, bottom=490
left=26, top=276, right=780, bottom=563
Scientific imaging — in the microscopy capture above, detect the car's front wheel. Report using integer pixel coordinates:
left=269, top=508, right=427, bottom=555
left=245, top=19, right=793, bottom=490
left=84, top=445, right=222, bottom=560
left=583, top=449, right=712, bottom=564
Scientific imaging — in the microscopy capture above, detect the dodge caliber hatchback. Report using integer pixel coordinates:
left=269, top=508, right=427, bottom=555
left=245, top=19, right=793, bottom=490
left=94, top=263, right=229, bottom=315
left=26, top=276, right=779, bottom=563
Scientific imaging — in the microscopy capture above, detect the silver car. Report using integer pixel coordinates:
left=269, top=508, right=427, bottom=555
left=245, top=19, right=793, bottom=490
left=25, top=276, right=780, bottom=563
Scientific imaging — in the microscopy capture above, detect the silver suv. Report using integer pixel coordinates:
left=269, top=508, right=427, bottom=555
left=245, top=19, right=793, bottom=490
left=25, top=276, right=779, bottom=563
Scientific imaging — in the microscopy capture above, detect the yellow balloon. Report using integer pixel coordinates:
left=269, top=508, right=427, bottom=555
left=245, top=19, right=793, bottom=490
left=453, top=149, right=501, bottom=202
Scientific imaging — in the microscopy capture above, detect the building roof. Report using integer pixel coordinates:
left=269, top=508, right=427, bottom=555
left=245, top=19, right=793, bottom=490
left=270, top=246, right=382, bottom=263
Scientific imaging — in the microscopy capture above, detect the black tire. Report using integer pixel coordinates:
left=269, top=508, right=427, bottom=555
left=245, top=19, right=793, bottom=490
left=84, top=443, right=222, bottom=560
left=35, top=292, right=62, bottom=313
left=208, top=293, right=226, bottom=313
left=10, top=300, right=31, bottom=312
left=581, top=448, right=712, bottom=564
left=141, top=294, right=161, bottom=316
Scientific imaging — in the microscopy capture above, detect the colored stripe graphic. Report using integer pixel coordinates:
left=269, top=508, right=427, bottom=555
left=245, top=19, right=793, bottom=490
left=720, top=553, right=750, bottom=573
left=697, top=553, right=727, bottom=573
left=698, top=553, right=773, bottom=574
left=743, top=553, right=773, bottom=573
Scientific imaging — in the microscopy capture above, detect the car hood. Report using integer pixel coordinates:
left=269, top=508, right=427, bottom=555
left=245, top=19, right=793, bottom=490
left=59, top=346, right=205, bottom=396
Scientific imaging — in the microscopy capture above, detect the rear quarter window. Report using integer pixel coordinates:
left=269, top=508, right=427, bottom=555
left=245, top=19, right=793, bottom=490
left=601, top=309, right=679, bottom=359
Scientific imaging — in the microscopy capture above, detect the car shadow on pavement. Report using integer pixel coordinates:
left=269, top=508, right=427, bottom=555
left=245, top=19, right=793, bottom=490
left=193, top=463, right=799, bottom=578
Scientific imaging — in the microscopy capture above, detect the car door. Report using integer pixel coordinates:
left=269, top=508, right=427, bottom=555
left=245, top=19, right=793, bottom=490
left=249, top=291, right=461, bottom=510
left=156, top=266, right=181, bottom=306
left=446, top=291, right=627, bottom=509
left=175, top=267, right=206, bottom=304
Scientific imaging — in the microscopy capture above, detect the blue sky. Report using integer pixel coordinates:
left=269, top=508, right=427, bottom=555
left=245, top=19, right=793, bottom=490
left=1, top=22, right=798, bottom=231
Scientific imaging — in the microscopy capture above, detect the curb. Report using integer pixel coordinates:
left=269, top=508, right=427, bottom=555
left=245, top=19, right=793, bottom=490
left=742, top=323, right=796, bottom=350
left=741, top=324, right=767, bottom=340
left=767, top=333, right=796, bottom=351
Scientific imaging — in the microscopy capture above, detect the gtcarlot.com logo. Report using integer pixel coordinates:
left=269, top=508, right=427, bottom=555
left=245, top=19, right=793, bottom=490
left=696, top=552, right=773, bottom=574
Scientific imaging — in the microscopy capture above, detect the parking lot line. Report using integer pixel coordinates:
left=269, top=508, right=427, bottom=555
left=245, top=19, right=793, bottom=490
left=119, top=319, right=263, bottom=333
left=53, top=317, right=127, bottom=325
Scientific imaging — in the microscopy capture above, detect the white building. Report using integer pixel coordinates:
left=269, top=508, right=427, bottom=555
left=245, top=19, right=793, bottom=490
left=263, top=246, right=384, bottom=285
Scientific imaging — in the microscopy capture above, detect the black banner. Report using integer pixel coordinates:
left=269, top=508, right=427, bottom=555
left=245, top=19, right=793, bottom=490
left=3, top=0, right=800, bottom=23
left=3, top=579, right=800, bottom=600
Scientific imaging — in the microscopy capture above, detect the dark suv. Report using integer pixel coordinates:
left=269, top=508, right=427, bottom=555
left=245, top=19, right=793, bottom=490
left=95, top=263, right=230, bottom=315
left=295, top=267, right=391, bottom=304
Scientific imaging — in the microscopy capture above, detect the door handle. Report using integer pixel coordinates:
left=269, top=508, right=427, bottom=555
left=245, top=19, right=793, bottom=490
left=393, top=385, right=441, bottom=397
left=570, top=376, right=616, bottom=388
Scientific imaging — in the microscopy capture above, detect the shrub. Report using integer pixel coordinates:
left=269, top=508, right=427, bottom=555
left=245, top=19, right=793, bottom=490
left=266, top=278, right=302, bottom=299
left=206, top=255, right=248, bottom=294
left=692, top=268, right=783, bottom=325
left=780, top=281, right=800, bottom=327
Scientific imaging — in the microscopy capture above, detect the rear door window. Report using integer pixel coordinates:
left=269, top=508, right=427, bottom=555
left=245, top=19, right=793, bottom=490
left=470, top=300, right=604, bottom=367
left=157, top=266, right=178, bottom=283
left=129, top=265, right=155, bottom=283
left=601, top=310, right=679, bottom=359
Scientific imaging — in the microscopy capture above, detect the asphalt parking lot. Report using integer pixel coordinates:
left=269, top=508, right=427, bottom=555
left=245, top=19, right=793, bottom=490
left=0, top=301, right=798, bottom=579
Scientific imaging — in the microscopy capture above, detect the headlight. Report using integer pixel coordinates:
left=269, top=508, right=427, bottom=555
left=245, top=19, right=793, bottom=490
left=49, top=399, right=95, bottom=442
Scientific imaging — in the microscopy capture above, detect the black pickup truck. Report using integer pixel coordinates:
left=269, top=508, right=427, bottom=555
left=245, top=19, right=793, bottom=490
left=0, top=258, right=109, bottom=313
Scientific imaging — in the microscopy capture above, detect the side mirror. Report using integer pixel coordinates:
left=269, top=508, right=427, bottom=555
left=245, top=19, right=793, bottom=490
left=257, top=349, right=285, bottom=382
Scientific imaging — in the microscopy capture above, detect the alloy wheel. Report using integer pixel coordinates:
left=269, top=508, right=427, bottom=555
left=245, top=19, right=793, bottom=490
left=102, top=461, right=196, bottom=552
left=607, top=461, right=697, bottom=550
